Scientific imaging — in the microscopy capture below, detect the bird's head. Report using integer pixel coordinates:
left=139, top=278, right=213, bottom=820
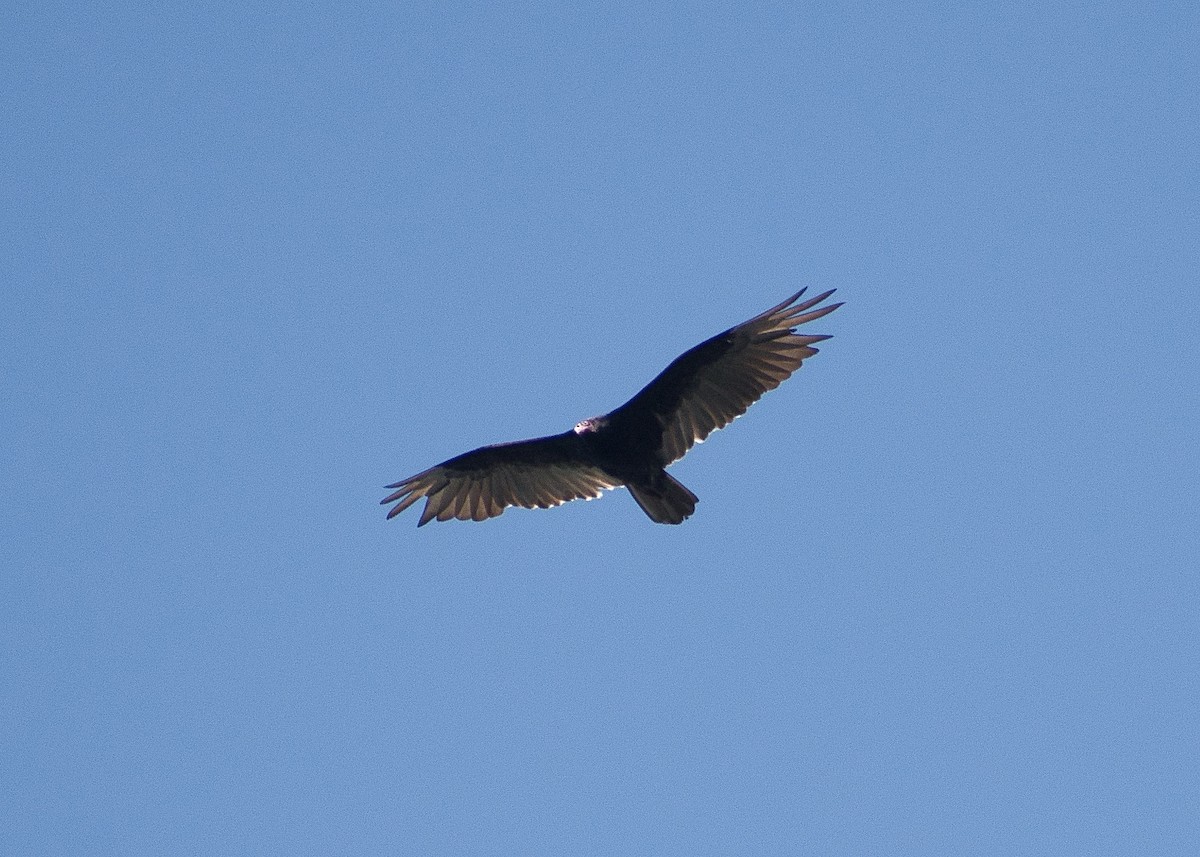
left=573, top=416, right=607, bottom=434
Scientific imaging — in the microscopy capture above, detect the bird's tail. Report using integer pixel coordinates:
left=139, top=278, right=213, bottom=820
left=628, top=471, right=699, bottom=525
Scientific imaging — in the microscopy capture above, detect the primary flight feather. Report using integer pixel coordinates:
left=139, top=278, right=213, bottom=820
left=382, top=288, right=842, bottom=526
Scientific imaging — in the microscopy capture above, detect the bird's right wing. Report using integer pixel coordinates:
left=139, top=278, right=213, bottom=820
left=381, top=432, right=622, bottom=526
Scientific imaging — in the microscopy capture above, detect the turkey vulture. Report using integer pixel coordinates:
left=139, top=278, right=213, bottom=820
left=382, top=288, right=842, bottom=526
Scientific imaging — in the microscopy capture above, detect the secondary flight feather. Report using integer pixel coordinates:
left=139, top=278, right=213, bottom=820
left=382, top=288, right=842, bottom=526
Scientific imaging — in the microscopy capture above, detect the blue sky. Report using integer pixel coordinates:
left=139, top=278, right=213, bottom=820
left=3, top=2, right=1198, bottom=854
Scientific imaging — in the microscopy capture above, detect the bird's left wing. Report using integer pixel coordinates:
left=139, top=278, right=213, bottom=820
left=610, top=288, right=842, bottom=465
left=381, top=432, right=622, bottom=526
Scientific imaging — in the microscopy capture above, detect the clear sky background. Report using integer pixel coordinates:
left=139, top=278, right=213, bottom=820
left=3, top=2, right=1198, bottom=855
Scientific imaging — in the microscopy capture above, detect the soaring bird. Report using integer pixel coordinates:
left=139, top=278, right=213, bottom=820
left=382, top=289, right=842, bottom=526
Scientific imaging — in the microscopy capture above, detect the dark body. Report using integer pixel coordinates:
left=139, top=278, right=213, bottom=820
left=382, top=288, right=842, bottom=526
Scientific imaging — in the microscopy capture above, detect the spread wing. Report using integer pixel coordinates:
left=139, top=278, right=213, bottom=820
left=381, top=432, right=623, bottom=526
left=609, top=288, right=842, bottom=465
